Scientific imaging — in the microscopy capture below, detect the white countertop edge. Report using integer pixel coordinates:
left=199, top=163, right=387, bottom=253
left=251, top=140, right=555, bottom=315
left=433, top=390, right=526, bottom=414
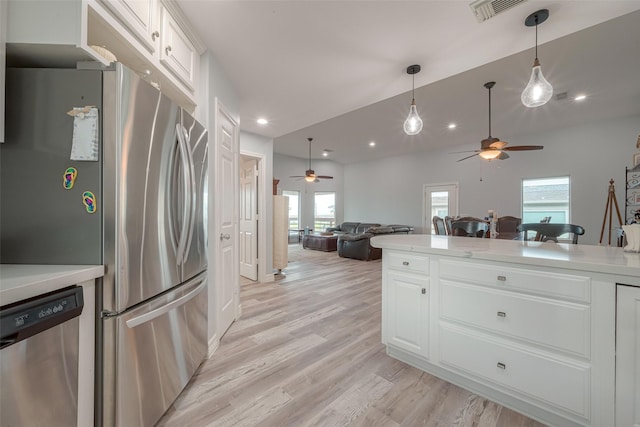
left=371, top=234, right=640, bottom=281
left=0, top=265, right=105, bottom=306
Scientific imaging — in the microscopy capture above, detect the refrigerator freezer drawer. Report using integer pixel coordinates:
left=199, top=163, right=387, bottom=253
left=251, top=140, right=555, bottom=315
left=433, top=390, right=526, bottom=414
left=103, top=272, right=207, bottom=427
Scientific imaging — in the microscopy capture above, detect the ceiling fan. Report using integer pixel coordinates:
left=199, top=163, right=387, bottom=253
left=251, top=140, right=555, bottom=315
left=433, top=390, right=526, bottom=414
left=455, top=81, right=544, bottom=162
left=289, top=137, right=334, bottom=182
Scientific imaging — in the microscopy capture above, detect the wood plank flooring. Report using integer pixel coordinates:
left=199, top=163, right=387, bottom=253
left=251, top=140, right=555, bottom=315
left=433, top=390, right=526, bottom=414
left=157, top=245, right=546, bottom=427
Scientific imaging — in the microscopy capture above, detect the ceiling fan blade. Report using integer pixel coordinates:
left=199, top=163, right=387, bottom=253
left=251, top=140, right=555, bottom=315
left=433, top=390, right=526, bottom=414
left=316, top=175, right=333, bottom=179
left=497, top=151, right=510, bottom=160
left=489, top=140, right=508, bottom=149
left=457, top=153, right=480, bottom=162
left=314, top=178, right=320, bottom=183
left=450, top=150, right=480, bottom=154
left=289, top=175, right=305, bottom=178
left=502, top=145, right=544, bottom=151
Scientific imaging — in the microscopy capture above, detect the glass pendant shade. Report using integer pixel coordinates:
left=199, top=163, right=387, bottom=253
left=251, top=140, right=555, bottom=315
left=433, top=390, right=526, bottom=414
left=403, top=99, right=423, bottom=135
left=304, top=175, right=315, bottom=182
left=479, top=149, right=501, bottom=160
left=521, top=59, right=553, bottom=107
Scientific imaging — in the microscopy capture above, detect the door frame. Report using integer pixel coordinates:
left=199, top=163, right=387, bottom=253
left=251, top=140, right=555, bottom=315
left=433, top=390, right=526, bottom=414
left=422, top=182, right=459, bottom=233
left=239, top=150, right=270, bottom=283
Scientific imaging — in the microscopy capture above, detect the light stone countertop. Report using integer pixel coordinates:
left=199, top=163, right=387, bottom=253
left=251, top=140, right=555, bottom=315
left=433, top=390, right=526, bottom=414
left=0, top=264, right=104, bottom=306
left=371, top=234, right=640, bottom=284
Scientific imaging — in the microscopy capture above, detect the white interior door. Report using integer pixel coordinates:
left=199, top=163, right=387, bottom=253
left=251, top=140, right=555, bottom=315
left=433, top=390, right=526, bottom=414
left=239, top=158, right=258, bottom=280
left=215, top=100, right=239, bottom=337
left=423, top=182, right=459, bottom=234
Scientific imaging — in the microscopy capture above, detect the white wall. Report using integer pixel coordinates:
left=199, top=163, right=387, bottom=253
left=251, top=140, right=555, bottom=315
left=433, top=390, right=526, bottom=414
left=240, top=131, right=274, bottom=279
left=200, top=51, right=239, bottom=341
left=273, top=153, right=344, bottom=230
left=344, top=115, right=639, bottom=245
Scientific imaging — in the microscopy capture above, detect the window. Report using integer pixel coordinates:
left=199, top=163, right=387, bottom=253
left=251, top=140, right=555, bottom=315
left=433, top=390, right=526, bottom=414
left=282, top=190, right=300, bottom=230
left=314, top=192, right=336, bottom=231
left=522, top=177, right=570, bottom=224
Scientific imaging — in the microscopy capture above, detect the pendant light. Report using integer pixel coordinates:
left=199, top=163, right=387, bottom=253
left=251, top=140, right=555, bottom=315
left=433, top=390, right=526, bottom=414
left=521, top=9, right=553, bottom=108
left=403, top=64, right=423, bottom=135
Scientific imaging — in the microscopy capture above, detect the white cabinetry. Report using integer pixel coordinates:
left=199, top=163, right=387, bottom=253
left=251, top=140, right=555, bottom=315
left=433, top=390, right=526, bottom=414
left=100, top=0, right=158, bottom=53
left=616, top=284, right=640, bottom=427
left=380, top=252, right=616, bottom=427
left=159, top=5, right=195, bottom=89
left=6, top=0, right=203, bottom=111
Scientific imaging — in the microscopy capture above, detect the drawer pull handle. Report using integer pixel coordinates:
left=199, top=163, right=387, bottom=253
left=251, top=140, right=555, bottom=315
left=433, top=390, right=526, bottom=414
left=497, top=275, right=507, bottom=282
left=421, top=288, right=426, bottom=295
left=497, top=311, right=506, bottom=318
left=402, top=261, right=410, bottom=266
left=497, top=362, right=506, bottom=370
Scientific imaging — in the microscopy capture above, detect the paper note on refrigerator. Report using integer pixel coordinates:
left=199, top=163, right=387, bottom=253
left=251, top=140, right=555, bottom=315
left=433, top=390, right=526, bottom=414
left=70, top=107, right=99, bottom=161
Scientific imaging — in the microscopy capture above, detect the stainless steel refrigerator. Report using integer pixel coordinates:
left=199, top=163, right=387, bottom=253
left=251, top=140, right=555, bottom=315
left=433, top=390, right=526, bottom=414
left=1, top=64, right=209, bottom=426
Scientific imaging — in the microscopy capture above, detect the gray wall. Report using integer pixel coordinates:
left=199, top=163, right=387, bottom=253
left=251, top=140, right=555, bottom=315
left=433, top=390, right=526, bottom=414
left=273, top=154, right=344, bottom=231
left=240, top=131, right=274, bottom=277
left=343, top=115, right=639, bottom=245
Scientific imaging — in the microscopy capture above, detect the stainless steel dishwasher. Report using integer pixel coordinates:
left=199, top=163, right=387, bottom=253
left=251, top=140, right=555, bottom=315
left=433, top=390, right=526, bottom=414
left=0, top=286, right=84, bottom=426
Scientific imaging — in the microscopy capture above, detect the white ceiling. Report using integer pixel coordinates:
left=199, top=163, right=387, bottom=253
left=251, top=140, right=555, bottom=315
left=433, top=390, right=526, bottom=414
left=176, top=1, right=640, bottom=164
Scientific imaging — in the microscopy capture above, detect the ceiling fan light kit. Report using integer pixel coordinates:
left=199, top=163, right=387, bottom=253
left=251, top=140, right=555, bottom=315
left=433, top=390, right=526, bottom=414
left=521, top=9, right=554, bottom=108
left=289, top=138, right=334, bottom=183
left=456, top=81, right=543, bottom=162
left=403, top=64, right=424, bottom=136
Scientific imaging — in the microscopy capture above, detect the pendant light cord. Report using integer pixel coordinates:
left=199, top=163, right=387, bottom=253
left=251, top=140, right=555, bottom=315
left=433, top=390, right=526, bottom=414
left=412, top=73, right=415, bottom=101
left=308, top=139, right=311, bottom=169
left=535, top=16, right=539, bottom=59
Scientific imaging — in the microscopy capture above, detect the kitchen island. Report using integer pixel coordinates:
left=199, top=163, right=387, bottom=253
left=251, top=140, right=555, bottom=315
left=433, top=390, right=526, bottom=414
left=370, top=235, right=640, bottom=427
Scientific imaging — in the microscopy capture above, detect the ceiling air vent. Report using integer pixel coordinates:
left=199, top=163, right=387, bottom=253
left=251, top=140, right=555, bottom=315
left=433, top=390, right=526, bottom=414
left=469, top=0, right=528, bottom=23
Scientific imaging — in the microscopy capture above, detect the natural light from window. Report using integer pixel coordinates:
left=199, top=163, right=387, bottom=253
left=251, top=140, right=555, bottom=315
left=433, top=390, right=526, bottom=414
left=522, top=176, right=570, bottom=224
left=282, top=190, right=300, bottom=230
left=314, top=192, right=336, bottom=232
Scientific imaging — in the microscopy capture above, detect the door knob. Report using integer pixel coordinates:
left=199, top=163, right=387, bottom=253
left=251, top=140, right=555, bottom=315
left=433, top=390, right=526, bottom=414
left=220, top=233, right=231, bottom=241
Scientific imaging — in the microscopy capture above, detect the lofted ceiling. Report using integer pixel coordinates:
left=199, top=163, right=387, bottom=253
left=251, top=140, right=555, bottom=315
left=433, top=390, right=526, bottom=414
left=176, top=1, right=640, bottom=164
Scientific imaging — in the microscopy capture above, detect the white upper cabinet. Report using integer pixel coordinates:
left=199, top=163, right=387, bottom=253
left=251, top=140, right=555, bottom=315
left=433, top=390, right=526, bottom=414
left=100, top=0, right=158, bottom=54
left=159, top=5, right=195, bottom=90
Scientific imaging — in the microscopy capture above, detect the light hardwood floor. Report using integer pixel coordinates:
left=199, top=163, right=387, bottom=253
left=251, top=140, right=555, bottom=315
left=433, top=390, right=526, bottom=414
left=158, top=245, right=546, bottom=427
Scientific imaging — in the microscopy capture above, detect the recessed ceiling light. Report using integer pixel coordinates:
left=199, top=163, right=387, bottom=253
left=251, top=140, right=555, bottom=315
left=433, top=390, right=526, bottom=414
left=574, top=94, right=587, bottom=101
left=256, top=118, right=268, bottom=125
left=369, top=141, right=376, bottom=147
left=322, top=151, right=329, bottom=157
left=448, top=123, right=457, bottom=129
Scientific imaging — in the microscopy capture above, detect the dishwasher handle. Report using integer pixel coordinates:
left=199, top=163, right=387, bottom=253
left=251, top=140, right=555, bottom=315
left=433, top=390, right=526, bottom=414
left=0, top=286, right=84, bottom=350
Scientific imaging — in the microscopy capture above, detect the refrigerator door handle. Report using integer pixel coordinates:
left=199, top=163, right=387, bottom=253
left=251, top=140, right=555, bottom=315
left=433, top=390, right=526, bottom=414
left=175, top=123, right=192, bottom=265
left=125, top=275, right=206, bottom=328
left=182, top=125, right=197, bottom=264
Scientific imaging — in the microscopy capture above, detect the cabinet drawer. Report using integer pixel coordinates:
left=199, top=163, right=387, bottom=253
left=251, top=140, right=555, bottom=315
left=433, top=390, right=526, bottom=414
left=440, top=325, right=590, bottom=418
left=439, top=259, right=590, bottom=303
left=440, top=281, right=590, bottom=357
left=388, top=251, right=429, bottom=275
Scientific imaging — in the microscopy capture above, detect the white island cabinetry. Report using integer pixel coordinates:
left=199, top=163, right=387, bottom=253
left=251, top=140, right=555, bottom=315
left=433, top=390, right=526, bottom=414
left=372, top=235, right=640, bottom=427
left=616, top=284, right=640, bottom=427
left=382, top=251, right=430, bottom=358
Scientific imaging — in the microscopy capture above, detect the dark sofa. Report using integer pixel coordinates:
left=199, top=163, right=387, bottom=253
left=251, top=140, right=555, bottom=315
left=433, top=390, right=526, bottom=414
left=326, top=222, right=414, bottom=261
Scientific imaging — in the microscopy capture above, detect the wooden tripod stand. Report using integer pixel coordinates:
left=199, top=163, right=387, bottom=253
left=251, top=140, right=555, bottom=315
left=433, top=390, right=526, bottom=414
left=599, top=179, right=623, bottom=246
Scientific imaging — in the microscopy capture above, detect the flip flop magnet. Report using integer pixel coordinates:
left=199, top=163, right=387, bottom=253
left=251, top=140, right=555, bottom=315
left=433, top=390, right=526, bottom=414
left=82, top=191, right=97, bottom=214
left=63, top=167, right=78, bottom=190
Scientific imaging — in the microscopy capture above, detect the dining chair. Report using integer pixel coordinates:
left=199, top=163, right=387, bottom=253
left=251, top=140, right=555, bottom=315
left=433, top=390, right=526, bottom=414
left=517, top=223, right=585, bottom=244
left=451, top=220, right=489, bottom=238
left=432, top=216, right=447, bottom=235
left=444, top=216, right=453, bottom=235
left=497, top=216, right=521, bottom=234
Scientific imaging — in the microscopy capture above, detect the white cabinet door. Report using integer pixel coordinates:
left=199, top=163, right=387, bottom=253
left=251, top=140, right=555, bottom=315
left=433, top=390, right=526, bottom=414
left=386, top=271, right=429, bottom=358
left=616, top=285, right=640, bottom=427
left=101, top=0, right=158, bottom=53
left=159, top=6, right=195, bottom=90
